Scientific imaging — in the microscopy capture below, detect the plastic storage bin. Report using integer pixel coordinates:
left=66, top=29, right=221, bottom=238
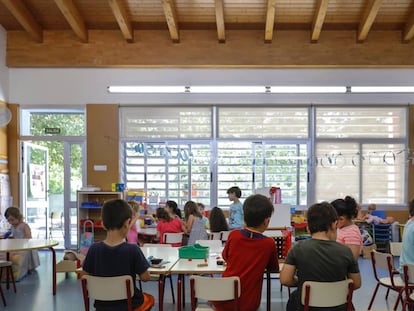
left=178, top=244, right=209, bottom=259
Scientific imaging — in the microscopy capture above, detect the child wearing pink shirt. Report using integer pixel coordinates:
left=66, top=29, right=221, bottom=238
left=331, top=196, right=363, bottom=259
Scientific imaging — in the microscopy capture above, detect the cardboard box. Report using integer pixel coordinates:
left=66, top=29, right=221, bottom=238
left=362, top=244, right=377, bottom=259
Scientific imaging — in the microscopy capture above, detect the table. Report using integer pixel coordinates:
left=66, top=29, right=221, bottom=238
left=0, top=239, right=59, bottom=295
left=141, top=246, right=179, bottom=311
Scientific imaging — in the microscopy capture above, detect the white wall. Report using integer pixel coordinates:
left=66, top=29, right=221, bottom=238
left=8, top=67, right=414, bottom=106
left=0, top=26, right=8, bottom=102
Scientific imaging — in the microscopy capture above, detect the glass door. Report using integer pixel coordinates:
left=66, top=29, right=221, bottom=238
left=20, top=142, right=49, bottom=240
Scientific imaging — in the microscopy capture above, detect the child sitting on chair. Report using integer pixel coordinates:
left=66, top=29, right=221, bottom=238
left=82, top=199, right=154, bottom=311
left=213, top=194, right=279, bottom=311
left=280, top=202, right=361, bottom=311
left=364, top=203, right=395, bottom=224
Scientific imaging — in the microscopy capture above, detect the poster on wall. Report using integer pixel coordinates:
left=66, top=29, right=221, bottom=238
left=29, top=164, right=46, bottom=199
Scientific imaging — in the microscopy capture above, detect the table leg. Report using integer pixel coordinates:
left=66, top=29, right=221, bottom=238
left=177, top=274, right=182, bottom=311
left=266, top=271, right=270, bottom=311
left=158, top=275, right=165, bottom=311
left=5, top=252, right=9, bottom=290
left=49, top=247, right=57, bottom=295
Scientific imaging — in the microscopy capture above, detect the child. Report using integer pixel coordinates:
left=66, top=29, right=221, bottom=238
left=213, top=194, right=279, bottom=311
left=127, top=200, right=140, bottom=244
left=197, top=202, right=209, bottom=228
left=280, top=202, right=361, bottom=311
left=365, top=203, right=395, bottom=224
left=4, top=206, right=40, bottom=271
left=331, top=196, right=363, bottom=259
left=400, top=198, right=414, bottom=274
left=156, top=207, right=185, bottom=246
left=82, top=199, right=154, bottom=310
left=183, top=200, right=208, bottom=245
left=208, top=206, right=229, bottom=233
left=165, top=200, right=182, bottom=219
left=227, top=186, right=243, bottom=230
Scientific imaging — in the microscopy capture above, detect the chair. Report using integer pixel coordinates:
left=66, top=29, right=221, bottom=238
left=402, top=263, right=414, bottom=311
left=390, top=242, right=402, bottom=273
left=209, top=232, right=222, bottom=240
left=190, top=275, right=240, bottom=311
left=301, top=279, right=354, bottom=311
left=81, top=275, right=154, bottom=311
left=371, top=223, right=392, bottom=252
left=0, top=260, right=16, bottom=306
left=140, top=243, right=176, bottom=304
left=368, top=250, right=404, bottom=310
left=163, top=232, right=184, bottom=246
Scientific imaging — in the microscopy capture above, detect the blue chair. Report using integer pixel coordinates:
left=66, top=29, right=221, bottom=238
left=371, top=223, right=392, bottom=252
left=371, top=210, right=387, bottom=219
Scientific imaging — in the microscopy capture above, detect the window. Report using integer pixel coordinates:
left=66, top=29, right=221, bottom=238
left=315, top=107, right=407, bottom=205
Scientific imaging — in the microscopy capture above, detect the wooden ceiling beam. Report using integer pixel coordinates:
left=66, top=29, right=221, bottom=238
left=403, top=8, right=414, bottom=43
left=264, top=0, right=276, bottom=43
left=215, top=0, right=225, bottom=43
left=162, top=0, right=179, bottom=43
left=357, top=0, right=383, bottom=43
left=311, top=0, right=329, bottom=43
left=108, top=0, right=134, bottom=43
left=54, top=0, right=88, bottom=43
left=0, top=0, right=42, bottom=42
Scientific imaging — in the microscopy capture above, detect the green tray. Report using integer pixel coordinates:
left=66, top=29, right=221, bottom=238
left=178, top=243, right=209, bottom=259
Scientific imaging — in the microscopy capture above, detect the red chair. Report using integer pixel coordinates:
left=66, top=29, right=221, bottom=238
left=402, top=263, right=414, bottom=311
left=368, top=250, right=404, bottom=310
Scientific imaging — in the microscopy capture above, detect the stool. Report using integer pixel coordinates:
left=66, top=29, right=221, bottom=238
left=0, top=260, right=16, bottom=293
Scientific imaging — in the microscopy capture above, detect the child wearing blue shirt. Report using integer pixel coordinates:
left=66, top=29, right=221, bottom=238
left=227, top=186, right=243, bottom=230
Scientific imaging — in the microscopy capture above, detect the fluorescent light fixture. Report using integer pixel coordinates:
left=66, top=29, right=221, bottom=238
left=108, top=86, right=186, bottom=93
left=190, top=86, right=267, bottom=93
left=351, top=86, right=414, bottom=93
left=270, top=86, right=347, bottom=93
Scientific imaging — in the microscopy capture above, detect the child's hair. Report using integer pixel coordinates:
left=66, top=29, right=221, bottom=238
left=243, top=194, right=273, bottom=227
left=166, top=200, right=182, bottom=219
left=368, top=203, right=377, bottom=212
left=209, top=206, right=229, bottom=232
left=227, top=186, right=242, bottom=198
left=127, top=200, right=140, bottom=213
left=4, top=207, right=23, bottom=222
left=307, top=202, right=338, bottom=234
left=101, top=199, right=132, bottom=230
left=156, top=207, right=172, bottom=222
left=409, top=199, right=414, bottom=217
left=184, top=200, right=202, bottom=219
left=197, top=202, right=205, bottom=212
left=330, top=195, right=358, bottom=219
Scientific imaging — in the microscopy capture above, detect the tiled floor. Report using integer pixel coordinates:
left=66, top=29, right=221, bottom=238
left=0, top=250, right=401, bottom=310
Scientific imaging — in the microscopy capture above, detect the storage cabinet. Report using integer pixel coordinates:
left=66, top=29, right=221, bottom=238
left=77, top=191, right=123, bottom=249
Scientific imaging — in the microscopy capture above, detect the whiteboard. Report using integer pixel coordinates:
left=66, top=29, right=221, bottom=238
left=268, top=204, right=291, bottom=229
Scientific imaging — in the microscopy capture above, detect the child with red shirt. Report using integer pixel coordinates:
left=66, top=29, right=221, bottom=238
left=213, top=194, right=279, bottom=311
left=156, top=207, right=185, bottom=246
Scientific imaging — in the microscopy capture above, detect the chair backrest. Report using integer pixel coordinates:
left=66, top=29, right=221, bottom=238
left=390, top=242, right=402, bottom=257
left=403, top=263, right=414, bottom=299
left=195, top=239, right=222, bottom=253
left=370, top=249, right=399, bottom=286
left=209, top=232, right=222, bottom=240
left=163, top=232, right=184, bottom=245
left=371, top=210, right=387, bottom=219
left=301, top=279, right=354, bottom=311
left=81, top=275, right=134, bottom=311
left=190, top=275, right=240, bottom=311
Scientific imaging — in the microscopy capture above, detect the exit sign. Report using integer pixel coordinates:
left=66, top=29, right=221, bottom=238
left=44, top=127, right=61, bottom=134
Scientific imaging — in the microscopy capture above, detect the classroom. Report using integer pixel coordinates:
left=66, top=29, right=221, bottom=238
left=0, top=1, right=414, bottom=310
